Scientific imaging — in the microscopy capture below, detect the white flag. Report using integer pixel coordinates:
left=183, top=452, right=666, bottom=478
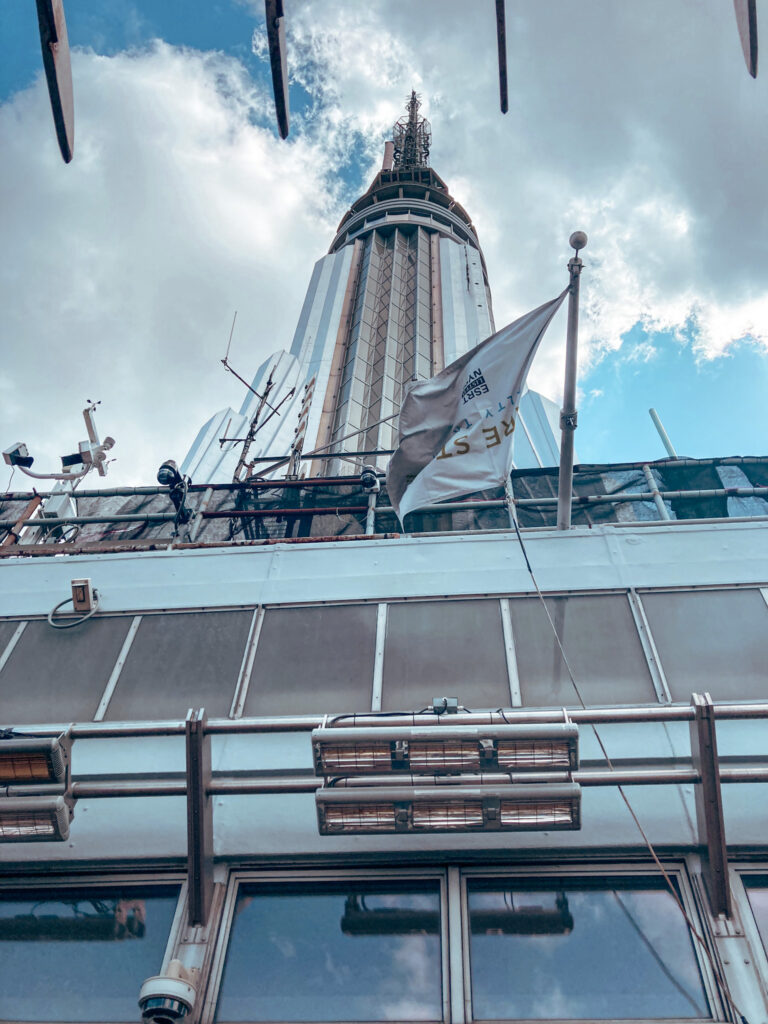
left=387, top=290, right=567, bottom=523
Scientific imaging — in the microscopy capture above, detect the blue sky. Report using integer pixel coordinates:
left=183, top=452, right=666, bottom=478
left=0, top=1, right=766, bottom=484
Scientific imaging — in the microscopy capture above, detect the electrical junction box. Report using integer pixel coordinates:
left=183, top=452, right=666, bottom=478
left=71, top=579, right=94, bottom=613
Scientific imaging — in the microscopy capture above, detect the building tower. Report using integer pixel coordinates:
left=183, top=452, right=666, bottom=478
left=182, top=93, right=561, bottom=484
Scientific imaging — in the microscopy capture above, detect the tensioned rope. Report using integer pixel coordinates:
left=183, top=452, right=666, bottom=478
left=509, top=515, right=749, bottom=1024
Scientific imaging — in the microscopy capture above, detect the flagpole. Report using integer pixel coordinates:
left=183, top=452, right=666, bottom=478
left=556, top=231, right=587, bottom=530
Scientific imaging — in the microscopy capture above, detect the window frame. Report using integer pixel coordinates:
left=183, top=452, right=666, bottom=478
left=732, top=865, right=768, bottom=1001
left=203, top=867, right=451, bottom=1024
left=458, top=863, right=724, bottom=1024
left=0, top=871, right=186, bottom=1024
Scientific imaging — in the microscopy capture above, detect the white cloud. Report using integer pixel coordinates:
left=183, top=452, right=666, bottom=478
left=1, top=1, right=767, bottom=483
left=0, top=42, right=340, bottom=485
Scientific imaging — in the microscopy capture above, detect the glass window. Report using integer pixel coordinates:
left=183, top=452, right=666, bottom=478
left=383, top=600, right=511, bottom=711
left=0, top=885, right=179, bottom=1022
left=215, top=883, right=442, bottom=1022
left=744, top=876, right=768, bottom=958
left=640, top=589, right=768, bottom=701
left=244, top=605, right=378, bottom=716
left=0, top=617, right=134, bottom=723
left=508, top=595, right=657, bottom=707
left=467, top=878, right=709, bottom=1020
left=106, top=610, right=252, bottom=720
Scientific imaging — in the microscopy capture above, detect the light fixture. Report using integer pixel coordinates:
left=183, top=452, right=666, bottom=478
left=316, top=782, right=581, bottom=835
left=312, top=724, right=578, bottom=777
left=0, top=795, right=73, bottom=842
left=0, top=735, right=71, bottom=785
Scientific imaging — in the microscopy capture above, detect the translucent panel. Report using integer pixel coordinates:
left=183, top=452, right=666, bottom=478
left=0, top=617, right=133, bottom=723
left=215, top=885, right=442, bottom=1022
left=468, top=879, right=708, bottom=1020
left=245, top=604, right=377, bottom=715
left=641, top=589, right=768, bottom=701
left=744, top=877, right=768, bottom=957
left=382, top=601, right=510, bottom=711
left=0, top=620, right=20, bottom=656
left=106, top=611, right=252, bottom=720
left=0, top=886, right=179, bottom=1021
left=508, top=595, right=657, bottom=707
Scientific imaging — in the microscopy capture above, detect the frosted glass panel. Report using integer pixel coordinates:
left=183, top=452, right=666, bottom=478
left=106, top=611, right=252, bottom=720
left=383, top=600, right=510, bottom=711
left=509, top=595, right=656, bottom=707
left=641, top=589, right=768, bottom=701
left=245, top=605, right=377, bottom=715
left=0, top=617, right=133, bottom=723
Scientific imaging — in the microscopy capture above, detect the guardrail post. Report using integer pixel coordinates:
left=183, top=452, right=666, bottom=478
left=690, top=692, right=732, bottom=917
left=186, top=708, right=213, bottom=927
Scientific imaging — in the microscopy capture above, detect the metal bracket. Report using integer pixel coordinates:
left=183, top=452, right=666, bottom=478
left=690, top=692, right=732, bottom=917
left=186, top=708, right=213, bottom=928
left=559, top=411, right=578, bottom=431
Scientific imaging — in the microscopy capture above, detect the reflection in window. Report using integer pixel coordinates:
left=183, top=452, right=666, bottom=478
left=215, top=884, right=443, bottom=1022
left=467, top=879, right=709, bottom=1020
left=744, top=877, right=768, bottom=958
left=0, top=887, right=179, bottom=1022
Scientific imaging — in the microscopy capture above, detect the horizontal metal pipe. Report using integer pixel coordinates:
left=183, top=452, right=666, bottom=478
left=7, top=700, right=753, bottom=741
left=203, top=505, right=369, bottom=519
left=0, top=512, right=176, bottom=528
left=61, top=765, right=768, bottom=799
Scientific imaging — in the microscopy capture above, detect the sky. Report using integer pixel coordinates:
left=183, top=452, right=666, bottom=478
left=0, top=0, right=767, bottom=487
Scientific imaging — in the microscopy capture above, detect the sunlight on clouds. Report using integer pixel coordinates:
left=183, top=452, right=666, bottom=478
left=0, top=43, right=341, bottom=483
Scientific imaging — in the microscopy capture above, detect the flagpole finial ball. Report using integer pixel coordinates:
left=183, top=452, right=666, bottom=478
left=569, top=231, right=588, bottom=252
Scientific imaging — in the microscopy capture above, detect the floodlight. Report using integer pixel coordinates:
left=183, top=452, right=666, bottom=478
left=316, top=782, right=581, bottom=835
left=312, top=724, right=578, bottom=777
left=0, top=795, right=72, bottom=842
left=0, top=735, right=70, bottom=785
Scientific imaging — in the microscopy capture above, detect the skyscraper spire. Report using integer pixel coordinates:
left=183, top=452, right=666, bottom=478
left=392, top=90, right=431, bottom=169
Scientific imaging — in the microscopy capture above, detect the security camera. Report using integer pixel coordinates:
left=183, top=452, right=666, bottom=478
left=138, top=960, right=197, bottom=1023
left=157, top=459, right=182, bottom=488
left=360, top=464, right=380, bottom=493
left=3, top=442, right=34, bottom=468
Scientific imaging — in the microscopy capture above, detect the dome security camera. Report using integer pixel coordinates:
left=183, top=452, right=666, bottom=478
left=360, top=464, right=380, bottom=493
left=139, top=960, right=197, bottom=1023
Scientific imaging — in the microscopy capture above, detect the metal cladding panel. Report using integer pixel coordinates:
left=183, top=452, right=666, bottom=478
left=179, top=406, right=249, bottom=484
left=517, top=390, right=561, bottom=467
left=382, top=600, right=510, bottom=711
left=0, top=617, right=133, bottom=724
left=641, top=589, right=768, bottom=701
left=286, top=247, right=354, bottom=458
left=509, top=595, right=658, bottom=707
left=0, top=521, right=767, bottom=617
left=244, top=604, right=378, bottom=715
left=105, top=610, right=253, bottom=720
left=439, top=238, right=492, bottom=365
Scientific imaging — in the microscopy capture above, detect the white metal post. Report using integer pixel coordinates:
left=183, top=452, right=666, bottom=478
left=556, top=232, right=587, bottom=530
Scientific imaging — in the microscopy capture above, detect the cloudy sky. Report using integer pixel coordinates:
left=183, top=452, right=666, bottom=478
left=1, top=1, right=766, bottom=487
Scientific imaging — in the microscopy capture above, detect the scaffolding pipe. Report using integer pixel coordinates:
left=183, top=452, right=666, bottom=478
left=642, top=464, right=671, bottom=520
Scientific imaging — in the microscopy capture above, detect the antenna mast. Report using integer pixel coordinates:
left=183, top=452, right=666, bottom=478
left=392, top=91, right=431, bottom=169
